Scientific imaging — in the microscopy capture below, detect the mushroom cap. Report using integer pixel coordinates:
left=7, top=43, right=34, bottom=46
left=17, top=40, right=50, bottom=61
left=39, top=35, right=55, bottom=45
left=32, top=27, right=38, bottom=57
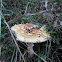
left=11, top=24, right=51, bottom=43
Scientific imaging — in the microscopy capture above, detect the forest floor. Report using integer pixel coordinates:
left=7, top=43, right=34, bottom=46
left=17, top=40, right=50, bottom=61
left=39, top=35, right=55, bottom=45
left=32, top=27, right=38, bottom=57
left=1, top=0, right=62, bottom=62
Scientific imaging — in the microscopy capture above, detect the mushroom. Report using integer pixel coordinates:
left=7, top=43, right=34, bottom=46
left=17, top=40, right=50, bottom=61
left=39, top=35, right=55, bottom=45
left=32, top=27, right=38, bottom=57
left=11, top=23, right=50, bottom=57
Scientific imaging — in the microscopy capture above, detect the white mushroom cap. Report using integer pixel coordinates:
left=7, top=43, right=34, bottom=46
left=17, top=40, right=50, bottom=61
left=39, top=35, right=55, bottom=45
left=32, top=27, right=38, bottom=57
left=11, top=24, right=51, bottom=43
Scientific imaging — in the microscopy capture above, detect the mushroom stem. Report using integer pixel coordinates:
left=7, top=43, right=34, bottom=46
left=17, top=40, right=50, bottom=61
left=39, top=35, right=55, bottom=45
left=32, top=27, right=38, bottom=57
left=27, top=43, right=34, bottom=57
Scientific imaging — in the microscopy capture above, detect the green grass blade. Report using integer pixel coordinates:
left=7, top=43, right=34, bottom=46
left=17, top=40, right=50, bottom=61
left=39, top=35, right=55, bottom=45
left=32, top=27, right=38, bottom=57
left=0, top=8, right=17, bottom=14
left=11, top=48, right=16, bottom=62
left=0, top=0, right=2, bottom=42
left=0, top=11, right=1, bottom=42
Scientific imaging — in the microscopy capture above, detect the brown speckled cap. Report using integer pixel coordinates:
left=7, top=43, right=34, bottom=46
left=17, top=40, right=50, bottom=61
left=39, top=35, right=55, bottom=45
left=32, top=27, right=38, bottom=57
left=11, top=24, right=50, bottom=43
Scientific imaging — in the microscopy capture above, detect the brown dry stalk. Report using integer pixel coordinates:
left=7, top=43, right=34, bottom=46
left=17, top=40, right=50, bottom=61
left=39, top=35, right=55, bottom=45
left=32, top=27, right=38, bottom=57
left=2, top=14, right=26, bottom=62
left=7, top=11, right=46, bottom=24
left=32, top=50, right=47, bottom=62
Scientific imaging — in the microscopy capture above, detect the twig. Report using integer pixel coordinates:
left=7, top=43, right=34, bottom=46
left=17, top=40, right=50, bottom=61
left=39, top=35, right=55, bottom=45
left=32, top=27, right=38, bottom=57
left=47, top=41, right=51, bottom=57
left=31, top=50, right=47, bottom=62
left=56, top=55, right=61, bottom=62
left=23, top=50, right=28, bottom=57
left=2, top=14, right=26, bottom=62
left=7, top=11, right=46, bottom=24
left=19, top=53, right=22, bottom=61
left=24, top=2, right=29, bottom=14
left=45, top=0, right=48, bottom=10
left=46, top=56, right=51, bottom=61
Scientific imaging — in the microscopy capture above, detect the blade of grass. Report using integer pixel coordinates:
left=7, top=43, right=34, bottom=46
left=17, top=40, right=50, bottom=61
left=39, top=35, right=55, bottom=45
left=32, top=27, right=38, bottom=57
left=11, top=48, right=16, bottom=62
left=0, top=13, right=1, bottom=42
left=0, top=0, right=2, bottom=41
left=3, top=14, right=10, bottom=16
left=0, top=8, right=17, bottom=14
left=0, top=11, right=1, bottom=41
